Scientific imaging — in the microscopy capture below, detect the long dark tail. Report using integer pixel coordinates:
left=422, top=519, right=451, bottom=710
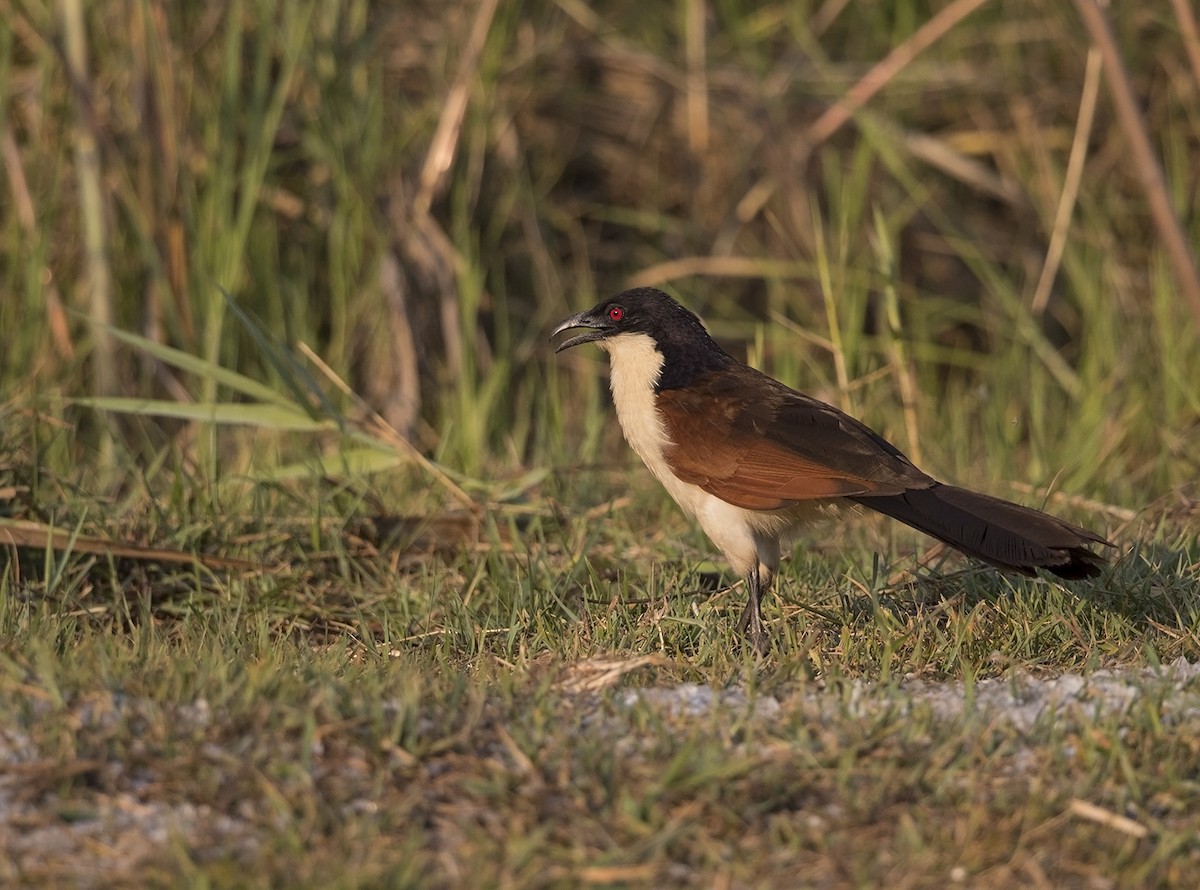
left=850, top=483, right=1112, bottom=579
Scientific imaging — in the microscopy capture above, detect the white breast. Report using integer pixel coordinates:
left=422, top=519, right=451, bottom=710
left=600, top=334, right=675, bottom=486
left=599, top=332, right=797, bottom=577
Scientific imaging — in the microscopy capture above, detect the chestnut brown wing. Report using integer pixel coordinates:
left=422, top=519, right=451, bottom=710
left=657, top=365, right=933, bottom=510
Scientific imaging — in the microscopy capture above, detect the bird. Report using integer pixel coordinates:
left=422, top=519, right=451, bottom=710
left=551, top=287, right=1112, bottom=652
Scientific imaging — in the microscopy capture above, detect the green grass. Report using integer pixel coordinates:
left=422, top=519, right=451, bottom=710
left=3, top=410, right=1199, bottom=884
left=3, top=0, right=1200, bottom=885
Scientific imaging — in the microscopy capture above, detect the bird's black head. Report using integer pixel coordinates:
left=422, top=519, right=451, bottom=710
left=550, top=288, right=730, bottom=388
left=551, top=287, right=692, bottom=351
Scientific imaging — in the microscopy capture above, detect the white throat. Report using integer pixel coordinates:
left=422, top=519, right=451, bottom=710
left=599, top=332, right=669, bottom=478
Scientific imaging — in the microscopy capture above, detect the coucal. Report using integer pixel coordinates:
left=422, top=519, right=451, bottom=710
left=552, top=287, right=1112, bottom=651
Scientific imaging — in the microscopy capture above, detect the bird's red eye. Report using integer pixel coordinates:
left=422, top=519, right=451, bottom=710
left=608, top=306, right=624, bottom=321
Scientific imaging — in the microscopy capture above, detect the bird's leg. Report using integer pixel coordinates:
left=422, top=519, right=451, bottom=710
left=736, top=565, right=769, bottom=654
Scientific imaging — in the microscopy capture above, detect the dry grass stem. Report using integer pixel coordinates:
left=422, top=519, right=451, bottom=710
left=805, top=0, right=991, bottom=147
left=1072, top=0, right=1200, bottom=330
left=1031, top=47, right=1103, bottom=315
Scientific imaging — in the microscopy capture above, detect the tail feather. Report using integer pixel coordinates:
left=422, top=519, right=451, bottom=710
left=851, top=484, right=1112, bottom=579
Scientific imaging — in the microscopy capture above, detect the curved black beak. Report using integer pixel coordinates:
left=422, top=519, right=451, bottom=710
left=550, top=308, right=612, bottom=352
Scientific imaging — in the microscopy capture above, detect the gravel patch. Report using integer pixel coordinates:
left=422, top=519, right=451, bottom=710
left=618, top=657, right=1200, bottom=731
left=0, top=696, right=259, bottom=888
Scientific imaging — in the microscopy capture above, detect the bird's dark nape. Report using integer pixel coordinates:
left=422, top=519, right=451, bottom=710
left=851, top=483, right=1111, bottom=579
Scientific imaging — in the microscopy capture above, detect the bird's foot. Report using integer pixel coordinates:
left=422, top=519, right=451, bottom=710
left=736, top=599, right=771, bottom=656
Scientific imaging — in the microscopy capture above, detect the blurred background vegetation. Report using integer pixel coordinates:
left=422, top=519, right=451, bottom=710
left=5, top=7, right=1200, bottom=880
left=3, top=0, right=1199, bottom=516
